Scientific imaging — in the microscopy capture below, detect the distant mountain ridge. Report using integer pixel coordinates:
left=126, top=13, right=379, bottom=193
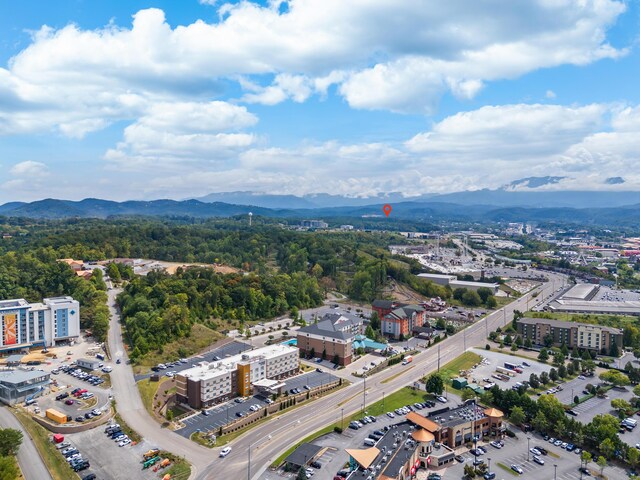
left=3, top=196, right=640, bottom=226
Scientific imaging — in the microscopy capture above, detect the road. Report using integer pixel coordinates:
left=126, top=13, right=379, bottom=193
left=198, top=271, right=567, bottom=480
left=0, top=406, right=52, bottom=480
left=105, top=288, right=214, bottom=478
left=104, top=271, right=566, bottom=480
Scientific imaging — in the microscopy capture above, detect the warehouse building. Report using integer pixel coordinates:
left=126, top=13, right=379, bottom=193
left=416, top=274, right=499, bottom=294
left=0, top=369, right=50, bottom=405
left=0, top=296, right=80, bottom=353
left=517, top=317, right=623, bottom=353
left=175, top=344, right=299, bottom=409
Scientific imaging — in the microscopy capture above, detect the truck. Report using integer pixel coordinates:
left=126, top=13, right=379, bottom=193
left=96, top=353, right=105, bottom=361
left=402, top=356, right=413, bottom=365
left=46, top=408, right=68, bottom=424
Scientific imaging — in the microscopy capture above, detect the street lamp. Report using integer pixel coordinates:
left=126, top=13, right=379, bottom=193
left=362, top=374, right=367, bottom=414
left=527, top=437, right=530, bottom=462
left=341, top=408, right=344, bottom=431
left=554, top=464, right=558, bottom=480
left=382, top=391, right=385, bottom=411
left=247, top=441, right=257, bottom=480
left=488, top=457, right=491, bottom=473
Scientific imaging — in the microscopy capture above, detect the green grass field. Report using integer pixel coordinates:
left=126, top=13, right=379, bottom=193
left=137, top=378, right=160, bottom=415
left=526, top=311, right=636, bottom=327
left=438, top=351, right=482, bottom=383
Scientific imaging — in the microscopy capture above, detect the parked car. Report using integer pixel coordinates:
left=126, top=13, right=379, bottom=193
left=511, top=465, right=524, bottom=474
left=533, top=455, right=545, bottom=465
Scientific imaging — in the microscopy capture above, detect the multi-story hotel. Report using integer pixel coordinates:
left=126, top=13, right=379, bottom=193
left=175, top=344, right=299, bottom=409
left=0, top=296, right=80, bottom=352
left=516, top=317, right=623, bottom=353
left=296, top=312, right=364, bottom=366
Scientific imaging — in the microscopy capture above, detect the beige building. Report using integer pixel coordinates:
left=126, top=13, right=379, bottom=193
left=176, top=344, right=299, bottom=409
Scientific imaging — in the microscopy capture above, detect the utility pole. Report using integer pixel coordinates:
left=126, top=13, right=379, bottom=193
left=362, top=374, right=367, bottom=414
left=437, top=345, right=441, bottom=372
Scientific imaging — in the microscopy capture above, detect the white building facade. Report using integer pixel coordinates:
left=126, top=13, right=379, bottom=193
left=0, top=296, right=80, bottom=352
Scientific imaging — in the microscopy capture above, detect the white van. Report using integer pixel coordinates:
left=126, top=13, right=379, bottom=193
left=363, top=438, right=376, bottom=447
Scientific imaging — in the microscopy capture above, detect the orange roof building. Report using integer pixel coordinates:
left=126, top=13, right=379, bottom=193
left=345, top=447, right=380, bottom=469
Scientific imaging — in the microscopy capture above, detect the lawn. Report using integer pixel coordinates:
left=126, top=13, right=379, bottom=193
left=13, top=410, right=75, bottom=480
left=438, top=351, right=483, bottom=383
left=137, top=378, right=160, bottom=415
left=158, top=452, right=191, bottom=480
left=526, top=311, right=637, bottom=328
left=114, top=413, right=142, bottom=443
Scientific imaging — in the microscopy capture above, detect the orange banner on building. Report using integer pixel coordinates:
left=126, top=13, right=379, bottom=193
left=4, top=314, right=16, bottom=345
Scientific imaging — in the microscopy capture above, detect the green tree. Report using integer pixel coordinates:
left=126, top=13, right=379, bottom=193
left=106, top=262, right=121, bottom=283
left=510, top=342, right=518, bottom=351
left=369, top=311, right=380, bottom=330
left=425, top=373, right=445, bottom=395
left=538, top=348, right=549, bottom=363
left=543, top=334, right=554, bottom=347
left=509, top=406, right=526, bottom=426
left=581, top=450, right=592, bottom=468
left=609, top=341, right=619, bottom=357
left=476, top=287, right=493, bottom=303
left=558, top=364, right=567, bottom=378
left=529, top=373, right=540, bottom=389
left=553, top=352, right=565, bottom=367
left=462, top=290, right=482, bottom=307
left=463, top=464, right=476, bottom=479
left=549, top=368, right=558, bottom=382
left=524, top=337, right=532, bottom=348
left=633, top=384, right=640, bottom=397
left=461, top=389, right=476, bottom=401
left=628, top=447, right=640, bottom=472
left=599, top=370, right=630, bottom=387
left=596, top=455, right=607, bottom=475
left=365, top=325, right=376, bottom=339
left=560, top=343, right=569, bottom=356
left=0, top=456, right=18, bottom=480
left=572, top=346, right=579, bottom=358
left=0, top=429, right=22, bottom=456
left=611, top=398, right=631, bottom=417
left=531, top=410, right=548, bottom=432
left=540, top=371, right=550, bottom=385
left=486, top=296, right=497, bottom=308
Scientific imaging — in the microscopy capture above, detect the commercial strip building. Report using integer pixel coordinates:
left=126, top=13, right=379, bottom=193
left=416, top=274, right=499, bottom=294
left=76, top=358, right=101, bottom=370
left=297, top=312, right=365, bottom=366
left=407, top=403, right=505, bottom=449
left=0, top=296, right=80, bottom=353
left=545, top=283, right=640, bottom=316
left=516, top=317, right=623, bottom=353
left=0, top=369, right=51, bottom=405
left=175, top=344, right=299, bottom=409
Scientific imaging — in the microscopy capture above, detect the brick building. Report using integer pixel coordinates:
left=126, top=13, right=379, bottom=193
left=516, top=317, right=623, bottom=354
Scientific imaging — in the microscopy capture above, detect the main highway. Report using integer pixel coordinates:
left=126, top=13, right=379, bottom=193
left=104, top=270, right=566, bottom=480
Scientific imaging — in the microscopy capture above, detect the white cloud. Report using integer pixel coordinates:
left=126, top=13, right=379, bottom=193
left=546, top=90, right=557, bottom=99
left=10, top=160, right=48, bottom=177
left=0, top=0, right=627, bottom=134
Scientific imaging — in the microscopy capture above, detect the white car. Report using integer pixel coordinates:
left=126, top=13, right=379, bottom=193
left=220, top=447, right=232, bottom=458
left=119, top=438, right=131, bottom=447
left=386, top=412, right=395, bottom=418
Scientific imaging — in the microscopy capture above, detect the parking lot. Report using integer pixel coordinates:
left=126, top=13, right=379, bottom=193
left=64, top=423, right=161, bottom=480
left=442, top=431, right=628, bottom=480
left=135, top=340, right=252, bottom=381
left=176, top=370, right=340, bottom=438
left=466, top=348, right=552, bottom=387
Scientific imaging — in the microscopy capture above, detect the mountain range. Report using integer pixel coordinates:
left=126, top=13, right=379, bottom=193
left=2, top=194, right=640, bottom=227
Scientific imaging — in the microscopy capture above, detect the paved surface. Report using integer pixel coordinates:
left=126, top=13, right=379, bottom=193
left=103, top=270, right=570, bottom=480
left=443, top=431, right=629, bottom=480
left=64, top=424, right=159, bottom=480
left=134, top=340, right=252, bottom=381
left=176, top=370, right=339, bottom=438
left=106, top=287, right=215, bottom=479
left=198, top=271, right=568, bottom=480
left=0, top=406, right=52, bottom=480
left=466, top=347, right=554, bottom=386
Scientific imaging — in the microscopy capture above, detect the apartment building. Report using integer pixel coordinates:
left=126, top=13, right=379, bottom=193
left=175, top=344, right=299, bottom=409
left=517, top=317, right=623, bottom=353
left=0, top=296, right=80, bottom=353
left=382, top=305, right=427, bottom=340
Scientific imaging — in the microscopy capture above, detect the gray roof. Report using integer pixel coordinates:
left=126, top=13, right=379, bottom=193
left=284, top=443, right=323, bottom=467
left=372, top=300, right=400, bottom=309
left=298, top=321, right=353, bottom=340
left=519, top=317, right=622, bottom=334
left=5, top=354, right=24, bottom=363
left=548, top=299, right=640, bottom=315
left=385, top=305, right=425, bottom=321
left=77, top=357, right=101, bottom=364
left=0, top=369, right=50, bottom=385
left=562, top=284, right=598, bottom=300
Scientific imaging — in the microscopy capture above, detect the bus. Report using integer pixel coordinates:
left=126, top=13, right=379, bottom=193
left=504, top=362, right=518, bottom=370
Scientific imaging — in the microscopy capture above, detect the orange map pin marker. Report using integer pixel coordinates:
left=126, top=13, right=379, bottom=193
left=383, top=204, right=392, bottom=217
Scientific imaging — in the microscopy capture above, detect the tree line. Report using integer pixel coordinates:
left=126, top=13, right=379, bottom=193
left=117, top=267, right=323, bottom=360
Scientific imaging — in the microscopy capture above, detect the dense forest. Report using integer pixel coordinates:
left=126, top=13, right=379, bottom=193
left=0, top=217, right=413, bottom=355
left=117, top=268, right=323, bottom=360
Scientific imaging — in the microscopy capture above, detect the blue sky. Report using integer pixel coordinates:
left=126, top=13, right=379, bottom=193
left=0, top=0, right=639, bottom=202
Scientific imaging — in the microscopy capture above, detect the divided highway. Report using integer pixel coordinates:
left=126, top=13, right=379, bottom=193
left=104, top=272, right=566, bottom=480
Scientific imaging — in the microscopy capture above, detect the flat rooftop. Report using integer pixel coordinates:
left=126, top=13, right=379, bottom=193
left=179, top=344, right=298, bottom=380
left=0, top=369, right=50, bottom=385
left=427, top=402, right=487, bottom=429
left=0, top=299, right=29, bottom=309
left=547, top=300, right=640, bottom=316
left=561, top=284, right=598, bottom=300
left=519, top=316, right=622, bottom=334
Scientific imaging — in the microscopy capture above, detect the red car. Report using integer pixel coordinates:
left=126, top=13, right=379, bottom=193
left=65, top=399, right=74, bottom=405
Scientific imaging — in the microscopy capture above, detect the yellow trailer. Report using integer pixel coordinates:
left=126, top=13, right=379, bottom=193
left=45, top=408, right=67, bottom=424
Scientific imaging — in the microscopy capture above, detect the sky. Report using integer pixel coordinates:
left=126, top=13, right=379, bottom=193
left=0, top=0, right=639, bottom=203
